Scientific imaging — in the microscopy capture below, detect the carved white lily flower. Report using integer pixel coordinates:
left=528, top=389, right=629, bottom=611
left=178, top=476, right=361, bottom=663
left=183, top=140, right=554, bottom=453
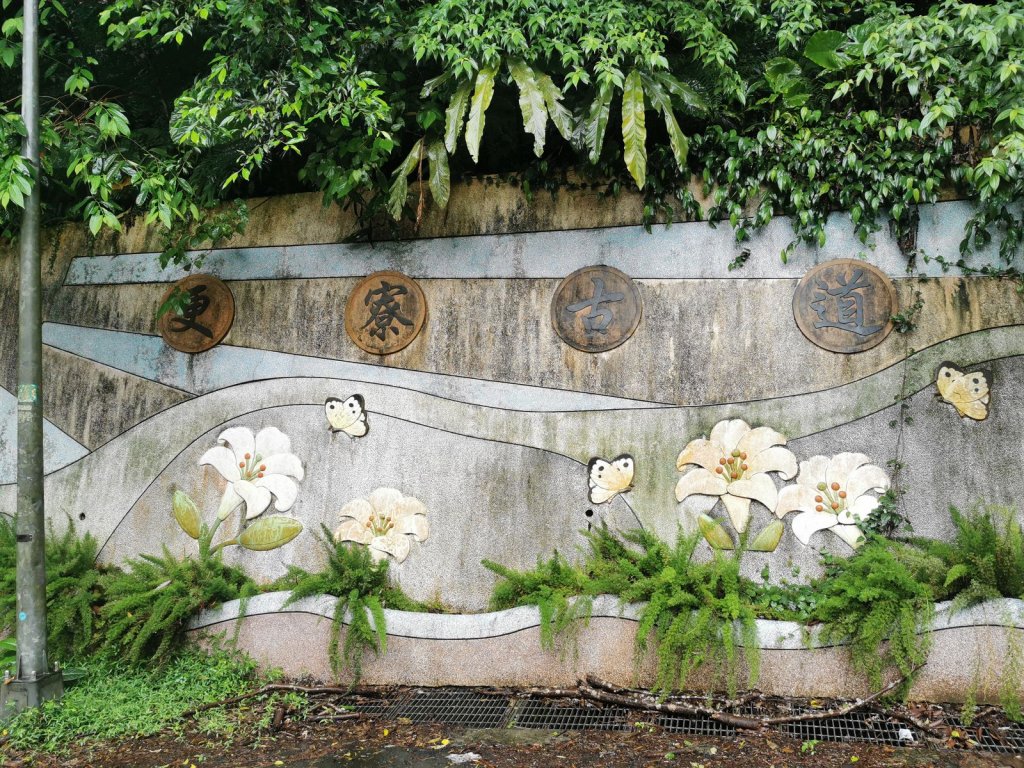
left=675, top=419, right=797, bottom=533
left=775, top=452, right=889, bottom=549
left=199, top=426, right=305, bottom=520
left=334, top=487, right=429, bottom=563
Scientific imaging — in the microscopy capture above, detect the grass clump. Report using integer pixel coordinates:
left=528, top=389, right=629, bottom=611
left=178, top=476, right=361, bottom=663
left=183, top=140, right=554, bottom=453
left=274, top=527, right=425, bottom=682
left=4, top=648, right=264, bottom=753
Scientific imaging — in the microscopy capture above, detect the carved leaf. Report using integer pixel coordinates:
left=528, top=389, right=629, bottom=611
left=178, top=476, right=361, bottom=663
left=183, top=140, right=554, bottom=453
left=238, top=515, right=303, bottom=551
left=747, top=520, right=784, bottom=552
left=698, top=514, right=735, bottom=550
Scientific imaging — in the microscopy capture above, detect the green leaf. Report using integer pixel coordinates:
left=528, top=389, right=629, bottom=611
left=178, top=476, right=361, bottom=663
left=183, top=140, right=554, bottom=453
left=386, top=139, right=422, bottom=221
left=641, top=74, right=688, bottom=171
left=426, top=139, right=450, bottom=209
left=803, top=30, right=849, bottom=71
left=577, top=82, right=612, bottom=164
left=465, top=64, right=497, bottom=164
left=698, top=514, right=735, bottom=550
left=764, top=57, right=811, bottom=108
left=172, top=490, right=202, bottom=540
left=238, top=515, right=304, bottom=551
left=653, top=72, right=707, bottom=113
left=444, top=80, right=472, bottom=154
left=537, top=72, right=573, bottom=141
left=508, top=58, right=547, bottom=157
left=748, top=520, right=784, bottom=553
left=621, top=70, right=646, bottom=189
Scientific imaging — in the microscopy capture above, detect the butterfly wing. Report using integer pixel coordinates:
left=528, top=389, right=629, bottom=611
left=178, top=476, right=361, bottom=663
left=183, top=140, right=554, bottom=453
left=936, top=363, right=964, bottom=400
left=588, top=454, right=634, bottom=504
left=948, top=371, right=990, bottom=420
left=325, top=395, right=369, bottom=437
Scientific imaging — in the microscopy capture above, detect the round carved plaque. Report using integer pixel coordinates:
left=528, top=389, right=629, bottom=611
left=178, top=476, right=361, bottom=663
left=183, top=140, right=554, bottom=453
left=551, top=266, right=643, bottom=353
left=158, top=274, right=235, bottom=354
left=793, top=259, right=897, bottom=353
left=345, top=271, right=427, bottom=355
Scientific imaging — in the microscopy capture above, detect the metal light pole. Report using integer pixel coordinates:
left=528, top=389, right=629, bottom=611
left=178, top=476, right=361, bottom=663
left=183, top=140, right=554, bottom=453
left=1, top=0, right=63, bottom=719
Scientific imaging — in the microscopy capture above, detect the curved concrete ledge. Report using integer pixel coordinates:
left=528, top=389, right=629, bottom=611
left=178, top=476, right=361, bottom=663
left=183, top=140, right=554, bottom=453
left=188, top=593, right=1024, bottom=703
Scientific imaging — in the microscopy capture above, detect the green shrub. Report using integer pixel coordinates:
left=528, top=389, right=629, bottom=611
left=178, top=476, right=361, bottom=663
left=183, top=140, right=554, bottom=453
left=274, top=527, right=425, bottom=682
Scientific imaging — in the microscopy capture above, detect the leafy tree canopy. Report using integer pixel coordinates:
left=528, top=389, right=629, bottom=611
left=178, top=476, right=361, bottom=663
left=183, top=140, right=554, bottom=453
left=1, top=0, right=1023, bottom=264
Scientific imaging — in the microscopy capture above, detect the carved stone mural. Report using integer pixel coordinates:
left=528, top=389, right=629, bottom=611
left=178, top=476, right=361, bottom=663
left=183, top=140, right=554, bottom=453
left=551, top=265, right=642, bottom=352
left=157, top=274, right=235, bottom=353
left=345, top=271, right=427, bottom=355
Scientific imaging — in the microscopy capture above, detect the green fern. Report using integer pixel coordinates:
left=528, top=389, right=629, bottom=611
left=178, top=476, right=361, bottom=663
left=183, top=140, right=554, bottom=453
left=275, top=527, right=425, bottom=683
left=0, top=518, right=110, bottom=660
left=815, top=538, right=934, bottom=692
left=99, top=547, right=257, bottom=666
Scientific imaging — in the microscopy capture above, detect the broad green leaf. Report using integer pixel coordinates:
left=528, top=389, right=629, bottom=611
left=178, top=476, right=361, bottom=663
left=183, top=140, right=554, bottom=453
left=444, top=81, right=472, bottom=154
left=803, top=30, right=849, bottom=71
left=764, top=57, right=811, bottom=108
left=426, top=139, right=450, bottom=209
left=386, top=139, right=423, bottom=221
left=621, top=70, right=647, bottom=189
left=697, top=514, right=734, bottom=550
left=508, top=58, right=548, bottom=157
left=172, top=489, right=202, bottom=539
left=537, top=72, right=573, bottom=141
left=653, top=72, right=707, bottom=112
left=465, top=64, right=497, bottom=164
left=238, top=515, right=304, bottom=551
left=747, top=520, right=784, bottom=552
left=577, top=82, right=612, bottom=164
left=641, top=74, right=688, bottom=170
left=421, top=70, right=453, bottom=98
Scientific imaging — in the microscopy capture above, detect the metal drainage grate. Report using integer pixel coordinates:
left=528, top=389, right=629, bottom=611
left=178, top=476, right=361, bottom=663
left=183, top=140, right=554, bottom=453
left=383, top=688, right=511, bottom=728
left=512, top=699, right=634, bottom=731
left=338, top=688, right=1024, bottom=755
left=781, top=710, right=912, bottom=746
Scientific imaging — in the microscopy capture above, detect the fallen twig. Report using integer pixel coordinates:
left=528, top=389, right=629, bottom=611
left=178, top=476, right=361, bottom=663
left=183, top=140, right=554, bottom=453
left=181, top=683, right=357, bottom=718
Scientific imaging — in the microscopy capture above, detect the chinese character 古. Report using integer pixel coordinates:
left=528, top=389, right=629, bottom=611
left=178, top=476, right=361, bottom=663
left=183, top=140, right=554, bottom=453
left=566, top=277, right=624, bottom=336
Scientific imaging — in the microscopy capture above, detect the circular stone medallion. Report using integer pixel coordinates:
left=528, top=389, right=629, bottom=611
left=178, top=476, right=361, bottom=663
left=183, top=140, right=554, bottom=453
left=158, top=274, right=235, bottom=353
left=345, top=271, right=427, bottom=355
left=793, top=259, right=897, bottom=353
left=551, top=266, right=643, bottom=353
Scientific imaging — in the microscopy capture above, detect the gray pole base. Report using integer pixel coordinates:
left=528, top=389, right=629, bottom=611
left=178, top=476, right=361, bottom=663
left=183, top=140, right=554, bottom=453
left=0, top=671, right=63, bottom=720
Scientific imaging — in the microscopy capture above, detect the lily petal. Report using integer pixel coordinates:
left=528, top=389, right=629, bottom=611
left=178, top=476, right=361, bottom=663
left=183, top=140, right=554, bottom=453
left=395, top=513, right=429, bottom=542
left=199, top=445, right=242, bottom=482
left=728, top=474, right=779, bottom=512
left=791, top=511, right=838, bottom=545
left=254, top=426, right=291, bottom=458
left=675, top=468, right=728, bottom=502
left=676, top=439, right=723, bottom=473
left=215, top=485, right=243, bottom=520
left=368, top=487, right=404, bottom=517
left=254, top=474, right=299, bottom=511
left=845, top=494, right=880, bottom=523
left=826, top=452, right=872, bottom=487
left=722, top=494, right=752, bottom=533
left=710, top=419, right=750, bottom=453
left=234, top=480, right=273, bottom=520
left=261, top=453, right=304, bottom=480
left=746, top=446, right=798, bottom=479
left=334, top=519, right=373, bottom=545
left=217, top=427, right=255, bottom=460
left=797, top=455, right=830, bottom=489
left=832, top=524, right=866, bottom=549
left=846, top=464, right=890, bottom=501
left=775, top=484, right=819, bottom=518
left=372, top=532, right=411, bottom=563
left=737, top=426, right=788, bottom=457
left=338, top=497, right=374, bottom=526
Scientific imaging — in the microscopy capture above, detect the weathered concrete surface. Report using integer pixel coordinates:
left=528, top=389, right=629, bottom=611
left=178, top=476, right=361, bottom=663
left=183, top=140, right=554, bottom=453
left=188, top=595, right=1024, bottom=703
left=39, top=346, right=190, bottom=449
left=40, top=276, right=1022, bottom=408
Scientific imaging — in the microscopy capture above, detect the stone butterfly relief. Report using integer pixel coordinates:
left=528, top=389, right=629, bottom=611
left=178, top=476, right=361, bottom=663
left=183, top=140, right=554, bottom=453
left=325, top=394, right=369, bottom=438
left=587, top=454, right=634, bottom=504
left=158, top=274, right=235, bottom=353
left=552, top=266, right=642, bottom=352
left=345, top=271, right=427, bottom=355
left=936, top=362, right=990, bottom=420
left=793, top=259, right=897, bottom=353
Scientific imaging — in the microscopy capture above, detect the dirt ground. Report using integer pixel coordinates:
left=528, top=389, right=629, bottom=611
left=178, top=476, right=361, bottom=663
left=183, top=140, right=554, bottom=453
left=4, top=713, right=1023, bottom=768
